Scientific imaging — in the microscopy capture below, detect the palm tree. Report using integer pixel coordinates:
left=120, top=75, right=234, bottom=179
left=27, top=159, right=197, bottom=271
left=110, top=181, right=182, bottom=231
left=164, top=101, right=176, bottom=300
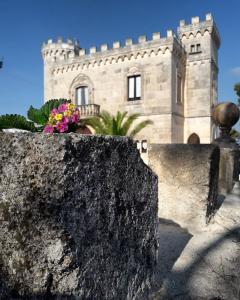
left=85, top=110, right=153, bottom=138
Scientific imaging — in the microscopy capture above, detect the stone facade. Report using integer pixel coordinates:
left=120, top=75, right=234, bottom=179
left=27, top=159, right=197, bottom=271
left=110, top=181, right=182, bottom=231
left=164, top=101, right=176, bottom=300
left=42, top=13, right=220, bottom=144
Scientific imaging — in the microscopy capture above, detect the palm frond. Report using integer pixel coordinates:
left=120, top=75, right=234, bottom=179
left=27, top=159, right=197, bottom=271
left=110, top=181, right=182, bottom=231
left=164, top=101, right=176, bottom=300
left=129, top=120, right=153, bottom=138
left=27, top=106, right=48, bottom=125
left=0, top=114, right=37, bottom=132
left=85, top=116, right=109, bottom=134
left=84, top=110, right=153, bottom=137
left=115, top=111, right=128, bottom=135
left=99, top=110, right=113, bottom=133
left=121, top=113, right=140, bottom=135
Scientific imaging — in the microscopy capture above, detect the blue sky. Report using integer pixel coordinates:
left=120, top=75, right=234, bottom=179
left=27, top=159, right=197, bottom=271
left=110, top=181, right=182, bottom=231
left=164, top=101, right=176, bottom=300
left=0, top=0, right=240, bottom=117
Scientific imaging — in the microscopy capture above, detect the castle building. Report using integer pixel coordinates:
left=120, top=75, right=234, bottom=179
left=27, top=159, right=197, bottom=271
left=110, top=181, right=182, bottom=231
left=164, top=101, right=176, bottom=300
left=42, top=13, right=220, bottom=144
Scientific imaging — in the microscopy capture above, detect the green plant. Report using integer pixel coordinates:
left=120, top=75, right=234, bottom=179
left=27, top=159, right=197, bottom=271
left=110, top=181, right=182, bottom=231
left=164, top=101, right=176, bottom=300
left=230, top=128, right=240, bottom=139
left=234, top=83, right=240, bottom=106
left=0, top=114, right=36, bottom=132
left=0, top=99, right=71, bottom=132
left=27, top=99, right=70, bottom=129
left=86, top=110, right=153, bottom=137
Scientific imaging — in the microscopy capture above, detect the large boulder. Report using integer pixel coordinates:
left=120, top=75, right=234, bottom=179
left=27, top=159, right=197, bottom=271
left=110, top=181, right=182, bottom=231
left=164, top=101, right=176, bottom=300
left=0, top=133, right=158, bottom=299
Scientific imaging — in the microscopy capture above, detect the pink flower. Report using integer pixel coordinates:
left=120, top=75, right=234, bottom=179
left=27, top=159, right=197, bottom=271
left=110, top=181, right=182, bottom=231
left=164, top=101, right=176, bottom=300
left=44, top=124, right=54, bottom=133
left=62, top=116, right=69, bottom=124
left=51, top=108, right=58, bottom=115
left=58, top=103, right=68, bottom=113
left=71, top=113, right=79, bottom=123
left=56, top=122, right=68, bottom=133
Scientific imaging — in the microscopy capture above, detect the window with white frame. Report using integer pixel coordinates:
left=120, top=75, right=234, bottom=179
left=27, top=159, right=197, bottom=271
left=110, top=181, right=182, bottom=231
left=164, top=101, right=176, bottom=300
left=76, top=86, right=89, bottom=106
left=128, top=75, right=141, bottom=101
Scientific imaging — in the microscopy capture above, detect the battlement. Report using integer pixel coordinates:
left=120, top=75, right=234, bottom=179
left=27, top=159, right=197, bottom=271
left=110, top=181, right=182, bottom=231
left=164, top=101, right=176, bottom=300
left=42, top=38, right=81, bottom=62
left=42, top=13, right=219, bottom=67
left=178, top=13, right=220, bottom=48
left=179, top=13, right=213, bottom=27
left=41, top=29, right=180, bottom=64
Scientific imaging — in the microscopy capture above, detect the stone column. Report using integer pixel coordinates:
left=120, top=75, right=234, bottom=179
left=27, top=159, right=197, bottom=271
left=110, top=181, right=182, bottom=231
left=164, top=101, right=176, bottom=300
left=212, top=102, right=240, bottom=194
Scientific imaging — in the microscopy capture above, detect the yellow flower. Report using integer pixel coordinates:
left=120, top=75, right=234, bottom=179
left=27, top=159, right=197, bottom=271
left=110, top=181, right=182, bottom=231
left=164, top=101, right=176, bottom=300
left=64, top=110, right=72, bottom=118
left=67, top=103, right=75, bottom=110
left=49, top=115, right=54, bottom=122
left=55, top=113, right=63, bottom=121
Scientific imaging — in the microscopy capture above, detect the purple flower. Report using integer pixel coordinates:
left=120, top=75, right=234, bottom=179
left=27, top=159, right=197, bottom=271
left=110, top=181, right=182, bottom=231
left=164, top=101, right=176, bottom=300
left=62, top=116, right=69, bottom=124
left=44, top=124, right=54, bottom=133
left=58, top=103, right=68, bottom=113
left=51, top=108, right=58, bottom=115
left=56, top=122, right=68, bottom=133
left=71, top=113, right=79, bottom=123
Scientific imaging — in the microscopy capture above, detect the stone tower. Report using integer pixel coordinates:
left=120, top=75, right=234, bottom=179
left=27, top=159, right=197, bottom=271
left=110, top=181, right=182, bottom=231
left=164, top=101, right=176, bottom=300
left=42, top=38, right=81, bottom=100
left=178, top=13, right=221, bottom=143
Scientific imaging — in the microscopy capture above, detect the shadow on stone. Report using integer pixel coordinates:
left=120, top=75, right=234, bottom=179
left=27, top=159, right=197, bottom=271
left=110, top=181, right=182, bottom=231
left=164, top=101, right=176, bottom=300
left=216, top=194, right=226, bottom=209
left=152, top=226, right=240, bottom=300
left=151, top=218, right=193, bottom=298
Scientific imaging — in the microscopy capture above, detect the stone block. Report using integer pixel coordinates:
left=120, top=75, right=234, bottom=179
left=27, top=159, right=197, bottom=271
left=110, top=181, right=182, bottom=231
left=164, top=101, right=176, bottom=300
left=152, top=32, right=160, bottom=40
left=218, top=147, right=240, bottom=194
left=148, top=144, right=220, bottom=233
left=113, top=41, right=120, bottom=49
left=100, top=44, right=108, bottom=51
left=90, top=46, right=96, bottom=54
left=138, top=35, right=146, bottom=43
left=125, top=39, right=133, bottom=46
left=0, top=133, right=158, bottom=299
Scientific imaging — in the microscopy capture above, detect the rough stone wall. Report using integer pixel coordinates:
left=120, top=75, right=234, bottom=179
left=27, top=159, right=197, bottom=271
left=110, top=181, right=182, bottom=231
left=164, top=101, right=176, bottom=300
left=148, top=144, right=220, bottom=233
left=0, top=133, right=158, bottom=300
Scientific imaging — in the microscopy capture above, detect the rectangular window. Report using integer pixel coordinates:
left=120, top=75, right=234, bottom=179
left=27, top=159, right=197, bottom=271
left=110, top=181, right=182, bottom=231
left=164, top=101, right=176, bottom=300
left=76, top=86, right=89, bottom=106
left=190, top=45, right=195, bottom=53
left=196, top=44, right=201, bottom=52
left=128, top=75, right=141, bottom=101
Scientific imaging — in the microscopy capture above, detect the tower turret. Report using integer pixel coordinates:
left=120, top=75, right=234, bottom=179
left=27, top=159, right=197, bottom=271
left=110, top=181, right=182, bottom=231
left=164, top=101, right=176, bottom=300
left=178, top=13, right=221, bottom=143
left=41, top=37, right=80, bottom=64
left=41, top=38, right=80, bottom=102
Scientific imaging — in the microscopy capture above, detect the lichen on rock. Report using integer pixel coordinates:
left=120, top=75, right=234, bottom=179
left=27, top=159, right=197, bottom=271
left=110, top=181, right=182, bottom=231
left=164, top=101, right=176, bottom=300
left=0, top=133, right=158, bottom=299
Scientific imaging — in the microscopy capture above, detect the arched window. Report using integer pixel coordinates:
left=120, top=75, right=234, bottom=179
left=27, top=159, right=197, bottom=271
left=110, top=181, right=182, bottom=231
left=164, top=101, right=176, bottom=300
left=76, top=86, right=89, bottom=106
left=187, top=133, right=200, bottom=144
left=69, top=74, right=93, bottom=106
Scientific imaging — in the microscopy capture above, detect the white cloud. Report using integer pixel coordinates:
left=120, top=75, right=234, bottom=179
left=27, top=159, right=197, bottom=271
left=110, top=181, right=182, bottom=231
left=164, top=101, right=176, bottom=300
left=231, top=67, right=240, bottom=76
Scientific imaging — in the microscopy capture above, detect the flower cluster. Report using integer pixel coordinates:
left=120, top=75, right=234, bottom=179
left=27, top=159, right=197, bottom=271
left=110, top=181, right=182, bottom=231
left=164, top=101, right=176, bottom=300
left=44, top=102, right=80, bottom=133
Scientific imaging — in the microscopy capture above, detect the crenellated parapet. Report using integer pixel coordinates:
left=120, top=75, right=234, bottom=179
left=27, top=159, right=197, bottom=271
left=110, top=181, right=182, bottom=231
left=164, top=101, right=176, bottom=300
left=177, top=13, right=221, bottom=49
left=42, top=37, right=81, bottom=63
left=42, top=30, right=186, bottom=75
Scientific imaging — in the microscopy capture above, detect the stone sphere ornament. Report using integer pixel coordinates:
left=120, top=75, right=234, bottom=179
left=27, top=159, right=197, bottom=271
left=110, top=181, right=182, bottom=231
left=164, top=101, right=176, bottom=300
left=212, top=102, right=240, bottom=145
